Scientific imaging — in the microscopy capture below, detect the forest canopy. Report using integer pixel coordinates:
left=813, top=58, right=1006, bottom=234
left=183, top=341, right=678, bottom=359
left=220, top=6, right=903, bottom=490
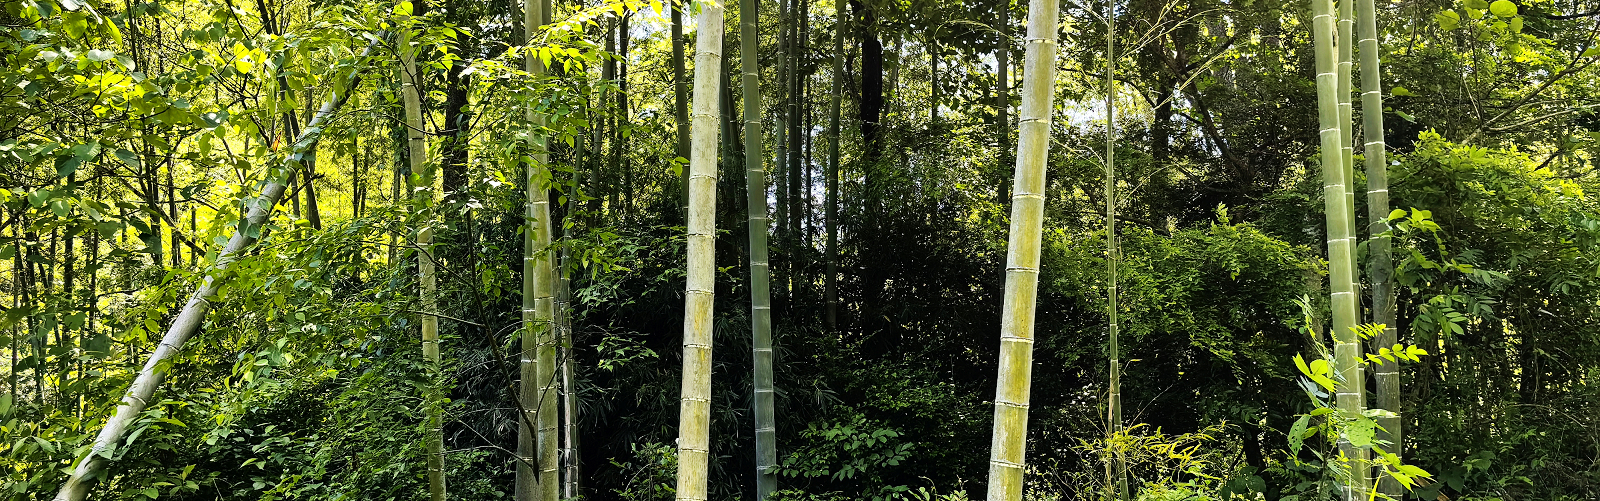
left=2, top=0, right=1598, bottom=500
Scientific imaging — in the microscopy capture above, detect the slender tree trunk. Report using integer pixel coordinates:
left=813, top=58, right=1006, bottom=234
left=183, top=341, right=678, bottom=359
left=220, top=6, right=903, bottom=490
left=1310, top=1, right=1366, bottom=499
left=619, top=13, right=632, bottom=222
left=985, top=0, right=1060, bottom=498
left=50, top=42, right=376, bottom=501
left=517, top=0, right=559, bottom=500
left=674, top=2, right=691, bottom=217
left=1357, top=0, right=1399, bottom=495
left=167, top=161, right=180, bottom=267
left=1338, top=0, right=1358, bottom=284
left=774, top=0, right=790, bottom=296
left=605, top=19, right=620, bottom=215
left=823, top=0, right=843, bottom=331
left=739, top=0, right=777, bottom=497
left=790, top=0, right=806, bottom=294
left=929, top=37, right=939, bottom=124
left=1103, top=4, right=1128, bottom=499
left=559, top=131, right=580, bottom=501
left=996, top=2, right=1010, bottom=205
left=398, top=10, right=446, bottom=500
left=676, top=1, right=724, bottom=500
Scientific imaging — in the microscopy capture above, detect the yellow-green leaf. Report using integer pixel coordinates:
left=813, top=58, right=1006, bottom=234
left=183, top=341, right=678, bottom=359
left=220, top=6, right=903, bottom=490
left=1488, top=0, right=1516, bottom=18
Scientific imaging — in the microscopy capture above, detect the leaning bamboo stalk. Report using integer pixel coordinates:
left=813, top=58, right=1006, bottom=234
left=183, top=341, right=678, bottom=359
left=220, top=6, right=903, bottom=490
left=51, top=40, right=380, bottom=501
left=985, top=0, right=1060, bottom=498
left=1356, top=0, right=1399, bottom=496
left=739, top=0, right=777, bottom=497
left=1310, top=0, right=1366, bottom=499
left=675, top=1, right=724, bottom=499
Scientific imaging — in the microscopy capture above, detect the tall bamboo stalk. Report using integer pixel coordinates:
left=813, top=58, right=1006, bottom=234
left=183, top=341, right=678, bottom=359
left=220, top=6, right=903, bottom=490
left=1103, top=2, right=1127, bottom=499
left=674, top=0, right=691, bottom=217
left=516, top=0, right=558, bottom=499
left=985, top=0, right=1059, bottom=498
left=1356, top=0, right=1398, bottom=496
left=996, top=1, right=1010, bottom=205
left=740, top=0, right=777, bottom=496
left=774, top=0, right=791, bottom=288
left=51, top=41, right=378, bottom=501
left=823, top=0, right=843, bottom=331
left=1310, top=0, right=1366, bottom=499
left=676, top=1, right=724, bottom=499
left=397, top=7, right=445, bottom=499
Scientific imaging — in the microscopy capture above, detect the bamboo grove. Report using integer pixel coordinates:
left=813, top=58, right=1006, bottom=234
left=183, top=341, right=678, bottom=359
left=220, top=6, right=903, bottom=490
left=4, top=0, right=1600, bottom=500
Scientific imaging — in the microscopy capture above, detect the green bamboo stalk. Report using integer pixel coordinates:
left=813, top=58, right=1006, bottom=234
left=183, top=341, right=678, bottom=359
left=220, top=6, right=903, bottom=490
left=397, top=8, right=445, bottom=499
left=740, top=0, right=777, bottom=497
left=824, top=0, right=843, bottom=331
left=985, top=0, right=1060, bottom=498
left=1311, top=1, right=1366, bottom=500
left=674, top=0, right=691, bottom=218
left=1356, top=0, right=1399, bottom=496
left=773, top=0, right=790, bottom=280
left=516, top=0, right=558, bottom=499
left=51, top=40, right=379, bottom=501
left=1103, top=2, right=1128, bottom=499
left=1338, top=0, right=1359, bottom=286
left=676, top=1, right=724, bottom=499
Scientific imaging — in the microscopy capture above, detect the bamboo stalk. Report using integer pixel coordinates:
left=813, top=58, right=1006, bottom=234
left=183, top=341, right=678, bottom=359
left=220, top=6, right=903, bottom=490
left=1310, top=0, right=1367, bottom=499
left=50, top=40, right=380, bottom=501
left=396, top=8, right=445, bottom=499
left=1356, top=0, right=1399, bottom=496
left=985, top=0, right=1060, bottom=498
left=740, top=0, right=777, bottom=497
left=675, top=1, right=724, bottom=499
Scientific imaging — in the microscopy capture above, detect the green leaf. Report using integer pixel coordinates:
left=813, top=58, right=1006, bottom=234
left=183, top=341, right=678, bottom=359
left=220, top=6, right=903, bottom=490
left=1391, top=87, right=1414, bottom=97
left=1464, top=0, right=1488, bottom=9
left=1435, top=10, right=1460, bottom=30
left=114, top=149, right=142, bottom=168
left=1347, top=418, right=1377, bottom=447
left=1309, top=358, right=1330, bottom=375
left=1311, top=374, right=1339, bottom=392
left=1288, top=415, right=1310, bottom=455
left=87, top=49, right=114, bottom=62
left=1583, top=47, right=1600, bottom=58
left=394, top=1, right=413, bottom=16
left=1488, top=0, right=1516, bottom=18
left=1294, top=354, right=1312, bottom=377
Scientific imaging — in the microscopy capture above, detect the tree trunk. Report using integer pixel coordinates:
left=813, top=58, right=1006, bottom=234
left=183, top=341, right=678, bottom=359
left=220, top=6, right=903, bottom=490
left=856, top=0, right=883, bottom=157
left=398, top=9, right=446, bottom=501
left=1357, top=0, right=1399, bottom=495
left=673, top=2, right=691, bottom=218
left=824, top=0, right=843, bottom=331
left=50, top=41, right=377, bottom=501
left=929, top=37, right=939, bottom=124
left=985, top=0, right=1060, bottom=498
left=741, top=0, right=778, bottom=496
left=1310, top=1, right=1367, bottom=499
left=996, top=3, right=1010, bottom=205
left=790, top=0, right=809, bottom=294
left=517, top=1, right=559, bottom=500
left=774, top=0, right=790, bottom=296
left=619, top=13, right=632, bottom=222
left=676, top=1, right=724, bottom=499
left=1103, top=4, right=1128, bottom=499
left=442, top=54, right=472, bottom=200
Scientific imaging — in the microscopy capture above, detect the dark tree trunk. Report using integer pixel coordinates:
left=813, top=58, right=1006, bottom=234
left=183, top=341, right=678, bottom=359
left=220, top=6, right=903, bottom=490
left=855, top=0, right=883, bottom=158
